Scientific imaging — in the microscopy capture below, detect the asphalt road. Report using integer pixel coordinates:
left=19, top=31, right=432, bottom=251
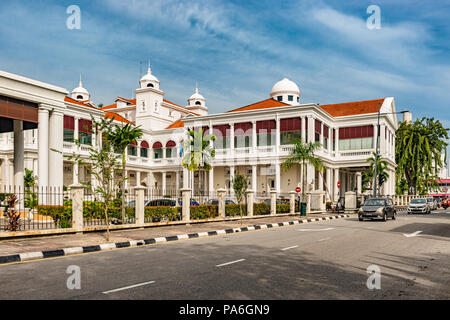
left=1, top=209, right=449, bottom=300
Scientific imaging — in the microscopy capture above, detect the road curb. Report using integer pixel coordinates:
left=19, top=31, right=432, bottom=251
left=0, top=214, right=350, bottom=265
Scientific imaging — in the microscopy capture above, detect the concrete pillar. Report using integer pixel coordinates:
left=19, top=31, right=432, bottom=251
left=208, top=168, right=214, bottom=197
left=38, top=107, right=50, bottom=189
left=270, top=189, right=277, bottom=215
left=318, top=168, right=324, bottom=191
left=176, top=170, right=180, bottom=195
left=70, top=184, right=84, bottom=233
left=252, top=165, right=257, bottom=194
left=162, top=171, right=166, bottom=195
left=326, top=167, right=332, bottom=201
left=252, top=120, right=257, bottom=153
left=356, top=172, right=362, bottom=196
left=134, top=186, right=146, bottom=226
left=136, top=170, right=141, bottom=186
left=181, top=188, right=191, bottom=222
left=48, top=110, right=64, bottom=192
left=275, top=117, right=280, bottom=156
left=334, top=168, right=340, bottom=202
left=217, top=188, right=226, bottom=218
left=246, top=189, right=254, bottom=217
left=275, top=161, right=281, bottom=193
left=301, top=117, right=306, bottom=143
left=335, top=127, right=339, bottom=155
left=308, top=117, right=314, bottom=143
left=345, top=191, right=357, bottom=213
left=73, top=162, right=79, bottom=185
left=183, top=167, right=189, bottom=189
left=289, top=191, right=296, bottom=214
left=229, top=165, right=235, bottom=196
left=230, top=123, right=234, bottom=157
left=13, top=120, right=24, bottom=193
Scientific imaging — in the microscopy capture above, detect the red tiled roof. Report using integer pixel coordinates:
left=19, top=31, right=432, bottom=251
left=103, top=112, right=134, bottom=125
left=319, top=99, right=384, bottom=117
left=166, top=119, right=184, bottom=129
left=227, top=98, right=289, bottom=113
left=64, top=96, right=97, bottom=109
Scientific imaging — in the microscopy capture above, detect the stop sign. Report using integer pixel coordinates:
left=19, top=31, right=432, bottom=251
left=296, top=186, right=301, bottom=193
left=337, top=181, right=341, bottom=189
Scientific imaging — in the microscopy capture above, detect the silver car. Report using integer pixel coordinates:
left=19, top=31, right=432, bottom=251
left=408, top=198, right=431, bottom=214
left=427, top=197, right=437, bottom=210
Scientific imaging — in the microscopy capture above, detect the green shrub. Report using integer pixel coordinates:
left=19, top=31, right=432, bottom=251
left=225, top=204, right=247, bottom=217
left=254, top=202, right=270, bottom=215
left=191, top=205, right=218, bottom=219
left=276, top=204, right=290, bottom=214
left=37, top=205, right=72, bottom=228
left=144, top=206, right=181, bottom=222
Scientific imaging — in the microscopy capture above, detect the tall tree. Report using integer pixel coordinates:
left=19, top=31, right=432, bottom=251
left=232, top=174, right=248, bottom=221
left=107, top=123, right=143, bottom=222
left=182, top=128, right=216, bottom=195
left=395, top=117, right=448, bottom=195
left=366, top=152, right=389, bottom=195
left=281, top=139, right=323, bottom=202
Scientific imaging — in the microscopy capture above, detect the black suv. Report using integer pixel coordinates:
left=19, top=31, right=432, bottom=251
left=358, top=198, right=396, bottom=221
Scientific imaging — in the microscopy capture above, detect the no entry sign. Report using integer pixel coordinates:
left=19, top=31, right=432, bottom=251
left=337, top=181, right=341, bottom=189
left=296, top=186, right=301, bottom=193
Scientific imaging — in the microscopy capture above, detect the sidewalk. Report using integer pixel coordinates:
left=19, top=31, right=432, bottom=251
left=0, top=213, right=344, bottom=257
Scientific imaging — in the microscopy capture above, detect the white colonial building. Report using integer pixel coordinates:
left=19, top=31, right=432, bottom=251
left=0, top=64, right=403, bottom=202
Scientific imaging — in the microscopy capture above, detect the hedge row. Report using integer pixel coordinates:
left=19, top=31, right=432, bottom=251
left=145, top=206, right=181, bottom=222
left=37, top=205, right=72, bottom=228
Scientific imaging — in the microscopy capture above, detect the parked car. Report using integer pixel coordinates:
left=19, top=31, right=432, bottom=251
left=426, top=197, right=437, bottom=210
left=125, top=200, right=136, bottom=207
left=177, top=198, right=200, bottom=206
left=145, top=199, right=177, bottom=207
left=206, top=199, right=236, bottom=205
left=408, top=198, right=431, bottom=214
left=358, top=198, right=396, bottom=221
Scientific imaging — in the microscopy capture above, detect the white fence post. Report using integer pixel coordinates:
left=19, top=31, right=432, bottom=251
left=181, top=188, right=191, bottom=222
left=70, top=184, right=84, bottom=234
left=134, top=186, right=146, bottom=226
left=246, top=189, right=254, bottom=217
left=270, top=189, right=277, bottom=216
left=290, top=191, right=296, bottom=214
left=217, top=188, right=226, bottom=218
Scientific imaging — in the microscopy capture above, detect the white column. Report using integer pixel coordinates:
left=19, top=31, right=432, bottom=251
left=136, top=170, right=141, bottom=186
left=334, top=168, right=340, bottom=201
left=252, top=164, right=257, bottom=194
left=208, top=167, right=214, bottom=196
left=38, top=107, right=50, bottom=189
left=335, top=127, right=339, bottom=155
left=318, top=167, right=324, bottom=191
left=301, top=117, right=306, bottom=143
left=252, top=120, right=257, bottom=153
left=356, top=172, right=362, bottom=196
left=275, top=117, right=280, bottom=156
left=326, top=167, right=332, bottom=201
left=320, top=122, right=324, bottom=148
left=176, top=170, right=180, bottom=195
left=229, top=165, right=235, bottom=196
left=380, top=124, right=386, bottom=156
left=74, top=117, right=79, bottom=148
left=13, top=120, right=24, bottom=193
left=275, top=161, right=281, bottom=193
left=373, top=124, right=378, bottom=150
left=308, top=117, right=314, bottom=143
left=73, top=162, right=79, bottom=184
left=183, top=167, right=189, bottom=189
left=48, top=110, right=64, bottom=191
left=1, top=158, right=10, bottom=187
left=162, top=171, right=166, bottom=195
left=230, top=123, right=234, bottom=157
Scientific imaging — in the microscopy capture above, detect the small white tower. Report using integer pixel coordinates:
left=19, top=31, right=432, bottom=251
left=186, top=85, right=208, bottom=116
left=139, top=62, right=160, bottom=90
left=71, top=75, right=90, bottom=101
left=270, top=78, right=301, bottom=106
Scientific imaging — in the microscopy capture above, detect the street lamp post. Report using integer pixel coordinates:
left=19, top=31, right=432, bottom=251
left=372, top=105, right=409, bottom=198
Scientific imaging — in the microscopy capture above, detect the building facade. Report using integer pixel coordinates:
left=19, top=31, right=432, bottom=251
left=0, top=65, right=401, bottom=201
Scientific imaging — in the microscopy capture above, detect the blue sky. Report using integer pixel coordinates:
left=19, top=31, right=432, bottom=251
left=0, top=0, right=449, bottom=125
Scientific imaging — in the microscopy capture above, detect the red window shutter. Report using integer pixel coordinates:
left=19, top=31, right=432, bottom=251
left=78, top=119, right=92, bottom=133
left=152, top=142, right=163, bottom=149
left=257, top=120, right=276, bottom=133
left=213, top=124, right=230, bottom=137
left=130, top=140, right=137, bottom=146
left=315, top=119, right=322, bottom=134
left=166, top=140, right=176, bottom=148
left=280, top=118, right=301, bottom=132
left=323, top=125, right=329, bottom=138
left=64, top=115, right=74, bottom=130
left=141, top=141, right=149, bottom=149
left=339, top=125, right=374, bottom=139
left=234, top=122, right=252, bottom=136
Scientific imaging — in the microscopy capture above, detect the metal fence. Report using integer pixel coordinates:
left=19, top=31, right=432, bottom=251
left=0, top=185, right=69, bottom=232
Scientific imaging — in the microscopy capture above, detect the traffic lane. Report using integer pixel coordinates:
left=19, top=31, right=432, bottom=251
left=1, top=215, right=449, bottom=299
left=0, top=218, right=356, bottom=299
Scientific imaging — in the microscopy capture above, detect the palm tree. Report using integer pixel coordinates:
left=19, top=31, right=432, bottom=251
left=182, top=128, right=216, bottom=195
left=106, top=123, right=143, bottom=222
left=282, top=139, right=323, bottom=202
left=366, top=152, right=389, bottom=196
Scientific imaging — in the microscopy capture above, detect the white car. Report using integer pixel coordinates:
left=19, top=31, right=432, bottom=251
left=427, top=197, right=437, bottom=210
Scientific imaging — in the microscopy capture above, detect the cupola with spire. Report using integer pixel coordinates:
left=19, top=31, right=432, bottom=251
left=139, top=61, right=160, bottom=90
left=186, top=84, right=208, bottom=116
left=71, top=75, right=90, bottom=101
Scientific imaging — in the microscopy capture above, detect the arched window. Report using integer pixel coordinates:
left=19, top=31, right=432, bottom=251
left=77, top=95, right=83, bottom=100
left=166, top=140, right=176, bottom=158
left=152, top=141, right=163, bottom=159
left=140, top=141, right=149, bottom=158
left=147, top=83, right=154, bottom=88
left=195, top=101, right=201, bottom=106
left=127, top=140, right=137, bottom=157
